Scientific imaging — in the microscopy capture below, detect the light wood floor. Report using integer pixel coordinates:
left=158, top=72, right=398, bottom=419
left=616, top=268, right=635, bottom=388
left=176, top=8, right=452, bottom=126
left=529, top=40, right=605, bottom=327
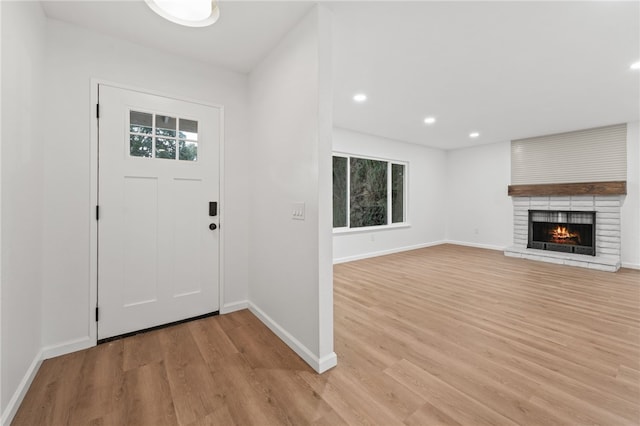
left=13, top=244, right=640, bottom=425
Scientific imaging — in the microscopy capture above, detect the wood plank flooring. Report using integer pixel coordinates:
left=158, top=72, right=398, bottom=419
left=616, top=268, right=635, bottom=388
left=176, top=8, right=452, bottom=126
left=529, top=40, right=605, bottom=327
left=12, top=244, right=640, bottom=425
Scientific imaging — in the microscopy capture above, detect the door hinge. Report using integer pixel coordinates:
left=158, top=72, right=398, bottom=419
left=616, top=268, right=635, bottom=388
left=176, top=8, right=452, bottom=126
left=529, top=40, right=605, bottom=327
left=96, top=205, right=100, bottom=221
left=96, top=103, right=100, bottom=119
left=95, top=306, right=99, bottom=322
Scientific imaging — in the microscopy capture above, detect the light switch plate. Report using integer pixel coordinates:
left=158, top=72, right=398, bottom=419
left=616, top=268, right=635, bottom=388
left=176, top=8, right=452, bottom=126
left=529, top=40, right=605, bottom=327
left=292, top=202, right=305, bottom=220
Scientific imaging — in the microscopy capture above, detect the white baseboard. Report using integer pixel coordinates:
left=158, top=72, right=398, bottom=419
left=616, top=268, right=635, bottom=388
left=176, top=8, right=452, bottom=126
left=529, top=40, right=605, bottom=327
left=444, top=240, right=506, bottom=252
left=621, top=262, right=640, bottom=270
left=333, top=240, right=446, bottom=264
left=248, top=302, right=335, bottom=373
left=317, top=352, right=338, bottom=373
left=220, top=300, right=249, bottom=314
left=1, top=349, right=43, bottom=426
left=41, top=336, right=93, bottom=360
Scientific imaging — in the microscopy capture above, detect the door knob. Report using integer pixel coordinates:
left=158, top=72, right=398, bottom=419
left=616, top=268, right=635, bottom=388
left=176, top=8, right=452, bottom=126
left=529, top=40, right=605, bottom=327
left=209, top=223, right=217, bottom=230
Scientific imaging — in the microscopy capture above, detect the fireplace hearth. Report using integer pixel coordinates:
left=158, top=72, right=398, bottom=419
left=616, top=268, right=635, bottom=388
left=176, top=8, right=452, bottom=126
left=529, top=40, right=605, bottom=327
left=528, top=210, right=596, bottom=256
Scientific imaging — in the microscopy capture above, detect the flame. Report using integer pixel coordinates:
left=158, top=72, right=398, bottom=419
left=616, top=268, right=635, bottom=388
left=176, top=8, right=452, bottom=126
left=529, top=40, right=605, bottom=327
left=550, top=226, right=581, bottom=244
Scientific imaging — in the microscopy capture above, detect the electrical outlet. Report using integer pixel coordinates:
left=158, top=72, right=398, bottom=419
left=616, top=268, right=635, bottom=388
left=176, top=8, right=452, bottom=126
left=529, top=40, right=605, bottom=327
left=292, top=202, right=305, bottom=220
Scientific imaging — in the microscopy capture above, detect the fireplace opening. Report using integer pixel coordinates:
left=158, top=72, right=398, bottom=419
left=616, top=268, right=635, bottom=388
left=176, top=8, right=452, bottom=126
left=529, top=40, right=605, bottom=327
left=528, top=210, right=596, bottom=256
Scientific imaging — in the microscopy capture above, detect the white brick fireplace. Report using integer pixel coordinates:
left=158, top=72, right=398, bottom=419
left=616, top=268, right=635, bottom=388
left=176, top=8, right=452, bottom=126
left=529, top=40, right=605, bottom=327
left=504, top=195, right=623, bottom=272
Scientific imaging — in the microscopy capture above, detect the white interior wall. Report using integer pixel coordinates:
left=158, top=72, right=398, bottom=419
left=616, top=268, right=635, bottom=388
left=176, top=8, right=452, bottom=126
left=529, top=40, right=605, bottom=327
left=248, top=6, right=336, bottom=372
left=621, top=121, right=640, bottom=268
left=0, top=0, right=46, bottom=420
left=445, top=141, right=513, bottom=250
left=41, top=19, right=250, bottom=351
left=332, top=128, right=447, bottom=262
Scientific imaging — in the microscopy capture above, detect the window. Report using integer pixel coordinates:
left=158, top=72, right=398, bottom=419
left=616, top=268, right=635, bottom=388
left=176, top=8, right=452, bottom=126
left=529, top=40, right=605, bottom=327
left=129, top=110, right=198, bottom=161
left=333, top=154, right=407, bottom=229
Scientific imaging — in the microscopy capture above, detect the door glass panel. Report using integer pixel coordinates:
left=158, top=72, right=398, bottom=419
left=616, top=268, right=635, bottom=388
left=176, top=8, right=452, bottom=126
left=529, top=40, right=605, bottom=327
left=178, top=118, right=198, bottom=161
left=130, top=135, right=152, bottom=158
left=156, top=115, right=176, bottom=137
left=179, top=119, right=198, bottom=141
left=130, top=111, right=152, bottom=134
left=179, top=140, right=198, bottom=161
left=156, top=138, right=176, bottom=159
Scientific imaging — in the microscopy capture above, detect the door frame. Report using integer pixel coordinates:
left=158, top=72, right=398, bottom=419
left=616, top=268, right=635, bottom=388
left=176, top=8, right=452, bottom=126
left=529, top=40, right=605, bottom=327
left=89, top=79, right=226, bottom=345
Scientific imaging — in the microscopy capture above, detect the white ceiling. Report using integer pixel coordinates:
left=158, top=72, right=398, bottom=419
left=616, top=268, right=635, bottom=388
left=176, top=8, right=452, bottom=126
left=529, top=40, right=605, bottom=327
left=40, top=1, right=315, bottom=73
left=330, top=1, right=640, bottom=150
left=41, top=1, right=640, bottom=150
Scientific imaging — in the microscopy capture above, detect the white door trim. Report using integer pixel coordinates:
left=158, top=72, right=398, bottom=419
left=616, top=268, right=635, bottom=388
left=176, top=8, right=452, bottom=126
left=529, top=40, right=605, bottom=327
left=89, top=78, right=225, bottom=345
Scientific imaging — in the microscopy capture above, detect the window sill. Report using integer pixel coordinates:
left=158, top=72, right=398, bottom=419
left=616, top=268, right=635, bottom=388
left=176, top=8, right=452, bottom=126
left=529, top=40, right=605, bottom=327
left=333, top=223, right=411, bottom=235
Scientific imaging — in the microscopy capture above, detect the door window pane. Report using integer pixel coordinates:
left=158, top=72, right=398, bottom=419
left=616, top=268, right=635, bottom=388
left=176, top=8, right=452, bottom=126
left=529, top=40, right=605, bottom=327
left=179, top=140, right=198, bottom=161
left=178, top=119, right=198, bottom=161
left=179, top=119, right=198, bottom=141
left=130, top=135, right=152, bottom=158
left=333, top=156, right=348, bottom=227
left=350, top=158, right=387, bottom=228
left=156, top=138, right=176, bottom=159
left=130, top=111, right=152, bottom=134
left=156, top=115, right=176, bottom=137
left=392, top=164, right=405, bottom=223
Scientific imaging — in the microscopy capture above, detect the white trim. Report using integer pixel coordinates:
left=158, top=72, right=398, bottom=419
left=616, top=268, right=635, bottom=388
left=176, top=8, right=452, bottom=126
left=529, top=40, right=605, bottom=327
left=318, top=352, right=338, bottom=373
left=1, top=350, right=43, bottom=426
left=333, top=223, right=411, bottom=235
left=333, top=150, right=408, bottom=166
left=621, top=262, right=640, bottom=270
left=333, top=240, right=445, bottom=264
left=89, top=79, right=99, bottom=347
left=41, top=336, right=93, bottom=360
left=0, top=2, right=3, bottom=421
left=443, top=240, right=506, bottom=252
left=89, top=78, right=226, bottom=346
left=248, top=302, right=336, bottom=373
left=218, top=104, right=226, bottom=319
left=220, top=300, right=248, bottom=314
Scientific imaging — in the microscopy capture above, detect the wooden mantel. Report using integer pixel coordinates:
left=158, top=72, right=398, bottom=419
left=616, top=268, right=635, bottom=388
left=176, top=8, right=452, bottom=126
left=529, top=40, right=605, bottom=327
left=508, top=181, right=627, bottom=197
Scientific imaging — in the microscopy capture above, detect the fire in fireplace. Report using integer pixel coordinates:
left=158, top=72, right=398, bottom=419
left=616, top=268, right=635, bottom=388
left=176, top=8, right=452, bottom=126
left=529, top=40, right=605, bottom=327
left=528, top=210, right=596, bottom=256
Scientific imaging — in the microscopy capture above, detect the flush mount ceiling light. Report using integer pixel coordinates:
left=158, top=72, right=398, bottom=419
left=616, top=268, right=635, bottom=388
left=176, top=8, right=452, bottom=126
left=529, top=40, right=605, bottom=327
left=469, top=132, right=480, bottom=138
left=631, top=61, right=640, bottom=70
left=145, top=0, right=220, bottom=27
left=423, top=116, right=436, bottom=125
left=353, top=93, right=367, bottom=103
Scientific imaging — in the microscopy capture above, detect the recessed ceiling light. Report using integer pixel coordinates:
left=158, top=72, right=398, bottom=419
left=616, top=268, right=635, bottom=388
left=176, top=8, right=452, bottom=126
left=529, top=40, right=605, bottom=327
left=469, top=132, right=480, bottom=138
left=631, top=61, right=640, bottom=70
left=424, top=117, right=436, bottom=125
left=145, top=0, right=220, bottom=27
left=353, top=93, right=367, bottom=103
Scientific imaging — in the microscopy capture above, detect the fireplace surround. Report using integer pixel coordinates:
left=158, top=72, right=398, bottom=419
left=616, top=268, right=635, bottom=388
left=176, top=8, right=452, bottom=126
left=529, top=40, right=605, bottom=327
left=505, top=195, right=622, bottom=272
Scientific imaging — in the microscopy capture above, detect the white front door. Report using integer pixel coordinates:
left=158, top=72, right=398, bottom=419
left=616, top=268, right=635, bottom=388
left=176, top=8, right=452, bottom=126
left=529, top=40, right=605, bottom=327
left=98, top=84, right=220, bottom=340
